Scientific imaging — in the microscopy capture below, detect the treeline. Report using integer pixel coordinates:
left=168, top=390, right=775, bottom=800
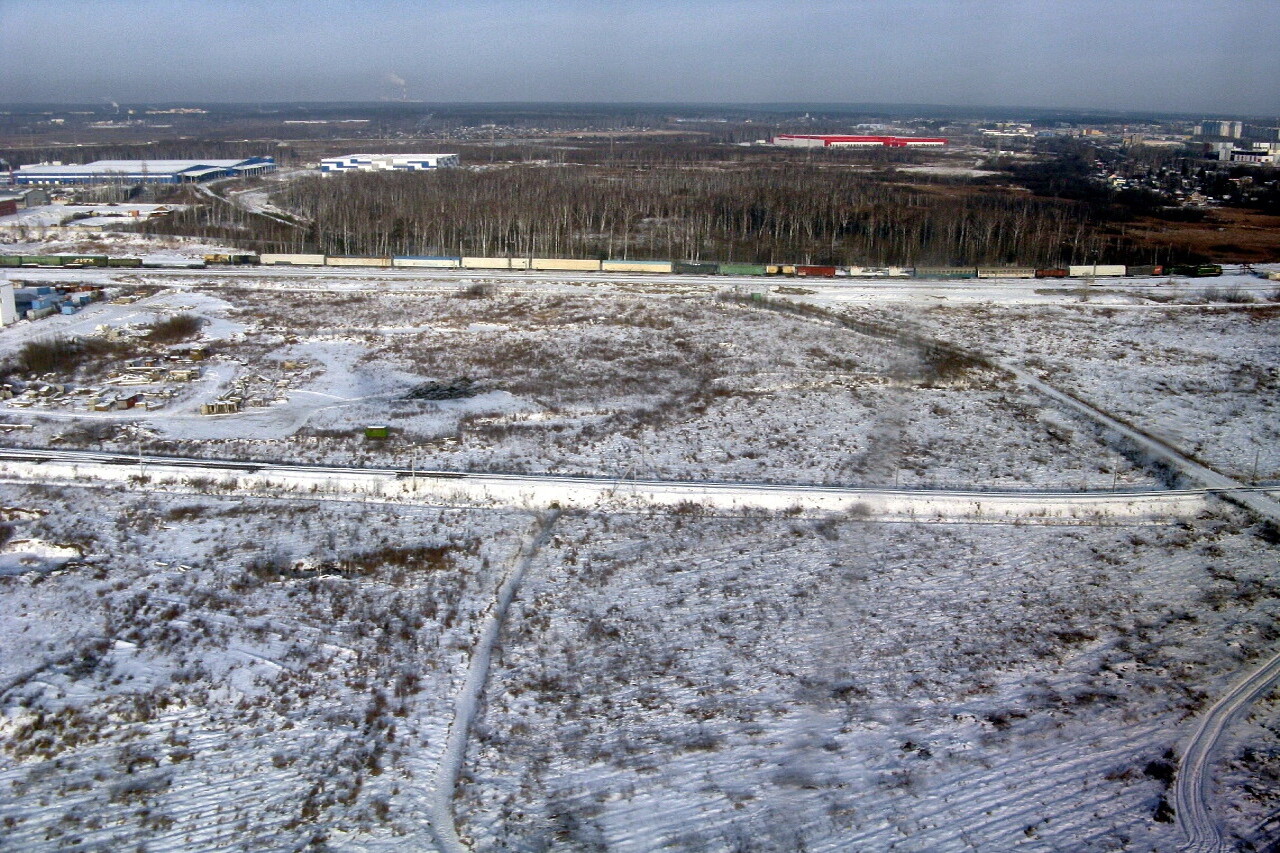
left=127, top=191, right=308, bottom=253
left=450, top=139, right=929, bottom=168
left=272, top=163, right=1129, bottom=266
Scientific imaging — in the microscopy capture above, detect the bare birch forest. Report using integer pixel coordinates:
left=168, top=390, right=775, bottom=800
left=270, top=164, right=1113, bottom=266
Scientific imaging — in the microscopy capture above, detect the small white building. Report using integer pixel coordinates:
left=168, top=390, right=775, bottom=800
left=0, top=282, right=16, bottom=326
left=319, top=154, right=460, bottom=173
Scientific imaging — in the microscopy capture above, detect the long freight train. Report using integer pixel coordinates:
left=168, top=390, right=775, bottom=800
left=0, top=253, right=1226, bottom=279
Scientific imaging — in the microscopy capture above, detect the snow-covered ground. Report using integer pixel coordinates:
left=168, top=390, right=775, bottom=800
left=0, top=231, right=240, bottom=259
left=0, top=483, right=528, bottom=850
left=0, top=284, right=1171, bottom=490
left=839, top=298, right=1280, bottom=482
left=462, top=513, right=1279, bottom=851
left=0, top=255, right=1276, bottom=851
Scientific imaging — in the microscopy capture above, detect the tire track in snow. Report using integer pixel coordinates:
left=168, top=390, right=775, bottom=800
left=746, top=295, right=1280, bottom=850
left=1174, top=650, right=1280, bottom=853
left=427, top=510, right=561, bottom=853
left=1001, top=370, right=1280, bottom=853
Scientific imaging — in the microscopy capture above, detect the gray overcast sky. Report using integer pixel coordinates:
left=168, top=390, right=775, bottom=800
left=4, top=0, right=1278, bottom=115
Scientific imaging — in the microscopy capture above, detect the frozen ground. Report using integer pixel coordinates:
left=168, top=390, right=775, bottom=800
left=462, top=512, right=1280, bottom=851
left=0, top=255, right=1276, bottom=851
left=0, top=482, right=1274, bottom=851
left=0, top=482, right=529, bottom=851
left=0, top=231, right=239, bottom=258
left=843, top=300, right=1280, bottom=483
left=0, top=284, right=1163, bottom=491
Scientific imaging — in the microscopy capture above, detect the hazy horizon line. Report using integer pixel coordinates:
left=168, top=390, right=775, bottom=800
left=2, top=100, right=1273, bottom=122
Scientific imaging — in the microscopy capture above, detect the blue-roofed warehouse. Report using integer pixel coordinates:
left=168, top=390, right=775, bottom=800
left=13, top=157, right=276, bottom=186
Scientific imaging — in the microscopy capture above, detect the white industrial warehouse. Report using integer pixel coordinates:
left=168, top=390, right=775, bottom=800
left=319, top=154, right=460, bottom=173
left=13, top=157, right=277, bottom=186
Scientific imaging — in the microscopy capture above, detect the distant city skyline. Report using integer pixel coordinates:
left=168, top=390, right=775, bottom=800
left=4, top=0, right=1278, bottom=116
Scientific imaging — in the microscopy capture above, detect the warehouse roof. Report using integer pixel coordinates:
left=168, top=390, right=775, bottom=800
left=17, top=159, right=251, bottom=176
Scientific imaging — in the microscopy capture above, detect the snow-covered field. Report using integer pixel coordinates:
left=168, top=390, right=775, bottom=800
left=0, top=483, right=528, bottom=850
left=850, top=298, right=1280, bottom=482
left=463, top=513, right=1278, bottom=851
left=0, top=259, right=1277, bottom=851
left=0, top=231, right=239, bottom=259
left=0, top=283, right=1170, bottom=490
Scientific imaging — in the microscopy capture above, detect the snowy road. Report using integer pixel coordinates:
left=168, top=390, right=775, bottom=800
left=0, top=446, right=1223, bottom=522
left=428, top=512, right=559, bottom=852
left=12, top=264, right=1280, bottom=308
left=1175, top=651, right=1280, bottom=852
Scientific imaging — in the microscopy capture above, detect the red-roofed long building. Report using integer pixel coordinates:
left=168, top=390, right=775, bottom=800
left=773, top=134, right=947, bottom=148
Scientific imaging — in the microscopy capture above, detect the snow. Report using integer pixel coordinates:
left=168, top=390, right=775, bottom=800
left=0, top=539, right=80, bottom=576
left=892, top=164, right=1001, bottom=177
left=0, top=231, right=241, bottom=259
left=0, top=282, right=1173, bottom=492
left=0, top=245, right=1276, bottom=851
left=863, top=298, right=1280, bottom=482
left=0, top=206, right=77, bottom=229
left=459, top=514, right=1278, bottom=851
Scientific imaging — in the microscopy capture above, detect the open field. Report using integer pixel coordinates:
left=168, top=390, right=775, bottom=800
left=465, top=512, right=1279, bottom=851
left=1105, top=209, right=1280, bottom=263
left=857, top=300, right=1280, bottom=482
left=0, top=274, right=1224, bottom=490
left=0, top=263, right=1276, bottom=851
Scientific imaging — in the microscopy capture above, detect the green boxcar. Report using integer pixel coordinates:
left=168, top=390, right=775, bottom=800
left=21, top=255, right=65, bottom=266
left=719, top=263, right=769, bottom=276
left=0, top=256, right=21, bottom=267
left=1194, top=264, right=1223, bottom=277
left=107, top=257, right=143, bottom=268
left=914, top=267, right=978, bottom=279
left=60, top=255, right=109, bottom=267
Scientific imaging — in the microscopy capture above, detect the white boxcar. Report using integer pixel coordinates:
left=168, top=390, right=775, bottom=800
left=601, top=260, right=674, bottom=273
left=531, top=258, right=601, bottom=271
left=259, top=253, right=326, bottom=266
left=393, top=256, right=461, bottom=268
left=845, top=266, right=886, bottom=277
left=1069, top=264, right=1127, bottom=277
left=461, top=257, right=511, bottom=270
left=327, top=256, right=391, bottom=267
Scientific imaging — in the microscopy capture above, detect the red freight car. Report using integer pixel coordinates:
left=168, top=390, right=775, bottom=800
left=795, top=265, right=838, bottom=277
